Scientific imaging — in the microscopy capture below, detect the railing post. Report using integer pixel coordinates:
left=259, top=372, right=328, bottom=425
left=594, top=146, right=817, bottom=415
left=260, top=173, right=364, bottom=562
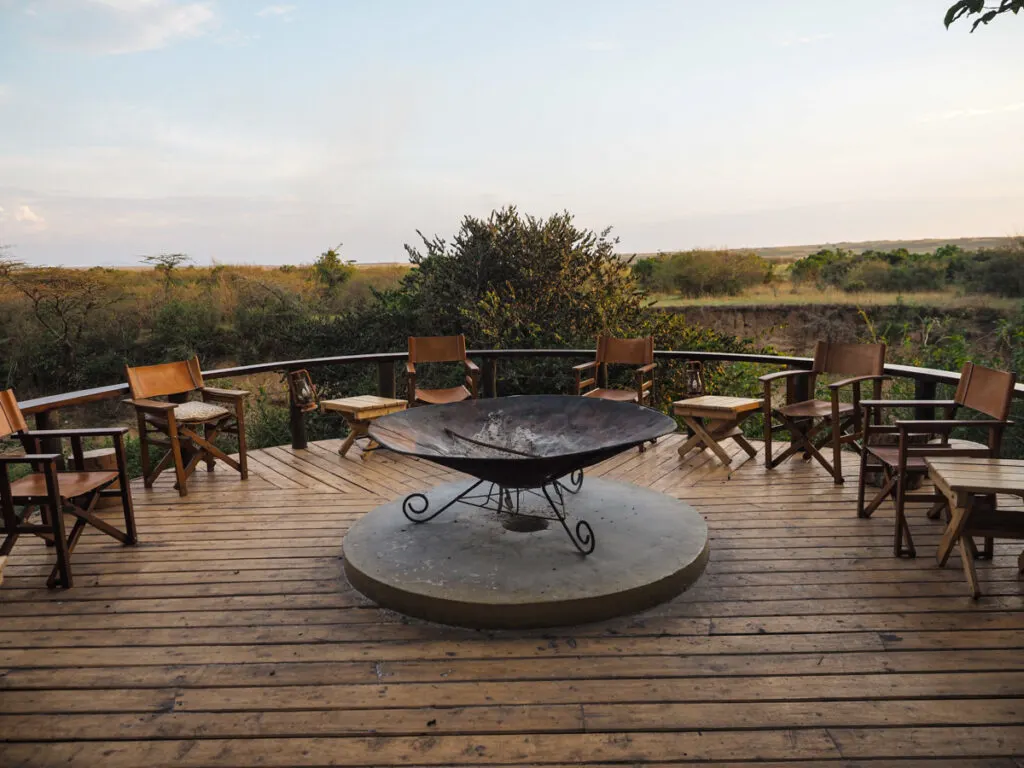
left=914, top=379, right=937, bottom=420
left=289, top=403, right=307, bottom=450
left=482, top=358, right=498, bottom=398
left=287, top=371, right=308, bottom=450
left=34, top=411, right=65, bottom=468
left=377, top=360, right=396, bottom=399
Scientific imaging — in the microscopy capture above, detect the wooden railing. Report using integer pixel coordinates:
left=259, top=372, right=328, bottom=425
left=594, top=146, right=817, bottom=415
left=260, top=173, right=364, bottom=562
left=16, top=349, right=1024, bottom=450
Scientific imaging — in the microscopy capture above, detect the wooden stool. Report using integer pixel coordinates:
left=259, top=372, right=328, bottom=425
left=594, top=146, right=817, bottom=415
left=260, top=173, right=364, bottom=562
left=321, top=396, right=407, bottom=458
left=673, top=396, right=763, bottom=466
left=928, top=457, right=1024, bottom=599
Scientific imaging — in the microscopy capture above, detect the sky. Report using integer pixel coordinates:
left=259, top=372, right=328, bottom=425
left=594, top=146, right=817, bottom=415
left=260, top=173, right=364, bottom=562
left=0, top=1, right=1022, bottom=266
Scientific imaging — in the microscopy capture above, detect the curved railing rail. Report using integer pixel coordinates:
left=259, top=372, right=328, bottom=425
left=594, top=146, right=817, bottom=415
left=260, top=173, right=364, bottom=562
left=16, top=348, right=1024, bottom=449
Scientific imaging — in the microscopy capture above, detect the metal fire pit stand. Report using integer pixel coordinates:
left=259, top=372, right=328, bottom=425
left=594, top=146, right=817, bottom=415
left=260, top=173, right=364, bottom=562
left=401, top=469, right=595, bottom=555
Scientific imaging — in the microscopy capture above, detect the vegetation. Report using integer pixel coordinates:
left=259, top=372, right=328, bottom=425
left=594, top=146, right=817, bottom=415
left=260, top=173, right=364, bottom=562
left=946, top=0, right=1023, bottom=31
left=0, top=207, right=762, bottom=457
left=789, top=241, right=1024, bottom=296
left=0, top=255, right=406, bottom=398
left=632, top=249, right=774, bottom=297
left=0, top=208, right=1020, bottom=467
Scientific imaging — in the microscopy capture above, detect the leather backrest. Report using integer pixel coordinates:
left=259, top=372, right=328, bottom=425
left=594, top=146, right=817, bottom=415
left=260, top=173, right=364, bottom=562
left=812, top=341, right=886, bottom=377
left=597, top=335, right=654, bottom=366
left=0, top=390, right=27, bottom=438
left=408, top=335, right=467, bottom=364
left=955, top=362, right=1016, bottom=419
left=126, top=356, right=204, bottom=399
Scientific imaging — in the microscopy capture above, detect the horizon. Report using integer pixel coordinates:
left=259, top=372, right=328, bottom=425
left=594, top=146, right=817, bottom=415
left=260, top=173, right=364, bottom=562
left=1, top=1, right=1022, bottom=267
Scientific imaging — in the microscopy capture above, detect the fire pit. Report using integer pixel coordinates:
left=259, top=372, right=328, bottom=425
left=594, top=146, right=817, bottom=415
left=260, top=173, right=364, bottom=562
left=369, top=395, right=677, bottom=554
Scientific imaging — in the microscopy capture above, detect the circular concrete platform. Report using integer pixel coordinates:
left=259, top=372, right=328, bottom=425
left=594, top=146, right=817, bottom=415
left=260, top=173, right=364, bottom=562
left=342, top=478, right=709, bottom=629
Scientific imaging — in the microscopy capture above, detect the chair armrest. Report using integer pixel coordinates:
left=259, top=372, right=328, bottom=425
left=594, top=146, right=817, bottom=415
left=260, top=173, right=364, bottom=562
left=829, top=375, right=891, bottom=390
left=572, top=361, right=598, bottom=372
left=861, top=400, right=957, bottom=409
left=125, top=398, right=176, bottom=414
left=635, top=363, right=657, bottom=374
left=22, top=428, right=129, bottom=441
left=0, top=453, right=61, bottom=465
left=405, top=362, right=416, bottom=375
left=464, top=359, right=480, bottom=374
left=759, top=369, right=809, bottom=383
left=201, top=386, right=249, bottom=401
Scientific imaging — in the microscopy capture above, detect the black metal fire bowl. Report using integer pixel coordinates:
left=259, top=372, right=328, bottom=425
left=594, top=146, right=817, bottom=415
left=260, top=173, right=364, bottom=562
left=368, top=395, right=677, bottom=488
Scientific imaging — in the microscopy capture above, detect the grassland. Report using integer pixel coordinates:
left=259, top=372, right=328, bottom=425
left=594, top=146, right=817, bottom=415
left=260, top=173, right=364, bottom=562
left=627, top=235, right=1018, bottom=263
left=651, top=283, right=1022, bottom=311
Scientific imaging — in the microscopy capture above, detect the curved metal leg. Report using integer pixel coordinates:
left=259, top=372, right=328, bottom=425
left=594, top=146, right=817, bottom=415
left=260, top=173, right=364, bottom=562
left=541, top=483, right=595, bottom=555
left=403, top=480, right=484, bottom=523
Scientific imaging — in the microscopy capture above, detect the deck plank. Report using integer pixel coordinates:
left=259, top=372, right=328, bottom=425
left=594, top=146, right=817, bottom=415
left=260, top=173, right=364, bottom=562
left=2, top=437, right=1023, bottom=764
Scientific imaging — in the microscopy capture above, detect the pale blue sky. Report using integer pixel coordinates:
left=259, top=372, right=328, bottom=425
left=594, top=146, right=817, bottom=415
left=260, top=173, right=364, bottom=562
left=0, top=1, right=1021, bottom=265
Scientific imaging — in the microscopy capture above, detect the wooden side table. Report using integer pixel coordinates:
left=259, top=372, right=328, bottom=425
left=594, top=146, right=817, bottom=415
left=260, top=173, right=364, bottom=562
left=321, top=396, right=407, bottom=458
left=673, top=396, right=763, bottom=466
left=928, top=457, right=1024, bottom=598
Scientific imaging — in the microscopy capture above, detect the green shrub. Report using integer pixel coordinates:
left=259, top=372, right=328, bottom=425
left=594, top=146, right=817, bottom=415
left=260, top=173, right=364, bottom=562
left=649, top=249, right=773, bottom=297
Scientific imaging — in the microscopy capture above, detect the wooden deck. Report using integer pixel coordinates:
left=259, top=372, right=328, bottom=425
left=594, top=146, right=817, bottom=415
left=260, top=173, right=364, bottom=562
left=2, top=434, right=1024, bottom=766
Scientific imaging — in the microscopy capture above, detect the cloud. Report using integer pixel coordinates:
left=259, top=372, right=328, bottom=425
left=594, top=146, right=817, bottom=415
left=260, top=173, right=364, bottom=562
left=25, top=0, right=217, bottom=55
left=919, top=102, right=1024, bottom=123
left=256, top=4, right=295, bottom=19
left=780, top=33, right=833, bottom=47
left=14, top=205, right=46, bottom=228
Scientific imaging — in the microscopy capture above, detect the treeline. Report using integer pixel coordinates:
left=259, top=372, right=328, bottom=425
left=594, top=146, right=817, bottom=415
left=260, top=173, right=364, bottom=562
left=790, top=242, right=1024, bottom=296
left=0, top=210, right=755, bottom=410
left=0, top=251, right=406, bottom=399
left=631, top=250, right=773, bottom=297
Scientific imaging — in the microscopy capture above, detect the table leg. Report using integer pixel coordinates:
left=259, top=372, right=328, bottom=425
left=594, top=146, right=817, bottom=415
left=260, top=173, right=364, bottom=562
left=338, top=431, right=358, bottom=458
left=959, top=535, right=981, bottom=599
left=676, top=431, right=707, bottom=458
left=731, top=432, right=758, bottom=459
left=339, top=418, right=370, bottom=458
left=937, top=499, right=970, bottom=567
left=682, top=416, right=733, bottom=465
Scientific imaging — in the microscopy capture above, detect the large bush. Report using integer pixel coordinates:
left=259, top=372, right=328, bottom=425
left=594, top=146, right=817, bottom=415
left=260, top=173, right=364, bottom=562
left=644, top=249, right=773, bottom=297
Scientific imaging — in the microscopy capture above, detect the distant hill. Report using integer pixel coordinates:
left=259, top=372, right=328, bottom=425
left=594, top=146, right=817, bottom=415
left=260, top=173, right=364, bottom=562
left=626, top=236, right=1019, bottom=262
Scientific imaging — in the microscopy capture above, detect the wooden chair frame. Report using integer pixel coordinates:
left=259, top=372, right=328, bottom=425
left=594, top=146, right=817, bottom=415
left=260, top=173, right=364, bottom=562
left=857, top=362, right=1015, bottom=557
left=125, top=356, right=249, bottom=497
left=572, top=335, right=656, bottom=405
left=761, top=341, right=888, bottom=485
left=406, top=335, right=480, bottom=407
left=0, top=390, right=136, bottom=588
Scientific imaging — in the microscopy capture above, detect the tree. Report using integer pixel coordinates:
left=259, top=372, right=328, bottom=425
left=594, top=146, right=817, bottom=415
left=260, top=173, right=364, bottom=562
left=0, top=257, right=124, bottom=387
left=401, top=207, right=643, bottom=348
left=946, top=0, right=1023, bottom=31
left=142, top=253, right=192, bottom=295
left=313, top=244, right=356, bottom=299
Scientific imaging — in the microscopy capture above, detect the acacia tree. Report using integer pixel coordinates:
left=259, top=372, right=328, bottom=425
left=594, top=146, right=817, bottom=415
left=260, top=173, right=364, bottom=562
left=142, top=253, right=192, bottom=296
left=946, top=0, right=1023, bottom=30
left=0, top=257, right=124, bottom=388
